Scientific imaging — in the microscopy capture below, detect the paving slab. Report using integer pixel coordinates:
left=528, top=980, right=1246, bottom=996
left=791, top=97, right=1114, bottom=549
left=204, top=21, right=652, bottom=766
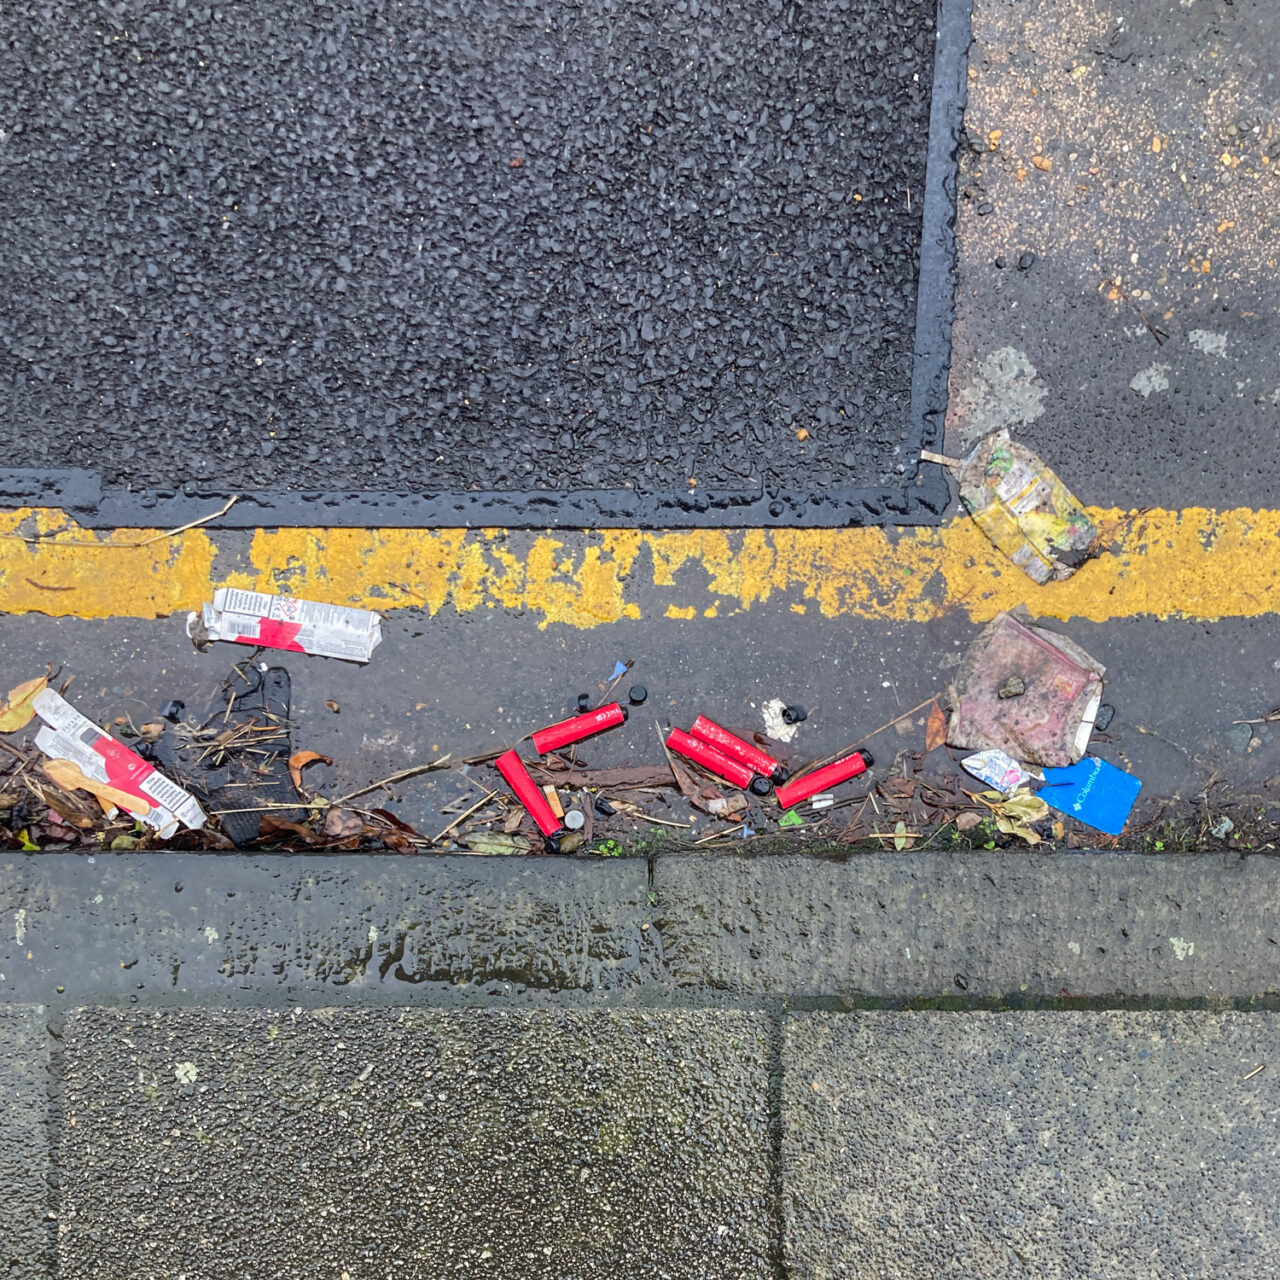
left=0, top=1006, right=50, bottom=1280
left=653, top=851, right=1280, bottom=997
left=782, top=1010, right=1280, bottom=1279
left=0, top=854, right=655, bottom=1006
left=58, top=1006, right=772, bottom=1280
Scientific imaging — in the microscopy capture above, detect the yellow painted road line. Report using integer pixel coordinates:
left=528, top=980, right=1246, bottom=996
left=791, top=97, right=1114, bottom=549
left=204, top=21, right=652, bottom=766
left=1, top=506, right=1278, bottom=628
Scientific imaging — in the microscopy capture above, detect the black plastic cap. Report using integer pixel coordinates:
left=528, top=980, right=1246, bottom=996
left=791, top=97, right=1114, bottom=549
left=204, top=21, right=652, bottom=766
left=628, top=684, right=648, bottom=706
left=782, top=704, right=808, bottom=725
left=576, top=692, right=591, bottom=714
left=543, top=832, right=564, bottom=855
left=770, top=765, right=790, bottom=785
left=859, top=749, right=875, bottom=769
left=748, top=776, right=772, bottom=797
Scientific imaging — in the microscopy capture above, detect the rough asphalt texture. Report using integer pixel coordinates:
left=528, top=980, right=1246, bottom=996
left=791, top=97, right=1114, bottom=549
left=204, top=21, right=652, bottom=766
left=783, top=1011, right=1280, bottom=1279
left=57, top=1007, right=773, bottom=1280
left=1, top=0, right=932, bottom=495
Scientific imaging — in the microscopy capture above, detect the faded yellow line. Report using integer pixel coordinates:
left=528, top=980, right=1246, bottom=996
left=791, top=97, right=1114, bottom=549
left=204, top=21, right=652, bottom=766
left=1, top=506, right=1278, bottom=628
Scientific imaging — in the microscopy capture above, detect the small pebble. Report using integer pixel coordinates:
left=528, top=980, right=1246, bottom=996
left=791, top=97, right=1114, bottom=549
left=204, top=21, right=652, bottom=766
left=1017, top=251, right=1036, bottom=270
left=1094, top=703, right=1115, bottom=732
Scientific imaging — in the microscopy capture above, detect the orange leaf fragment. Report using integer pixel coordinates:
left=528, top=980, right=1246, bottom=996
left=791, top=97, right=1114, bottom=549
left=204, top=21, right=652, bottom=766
left=925, top=701, right=948, bottom=754
left=289, top=750, right=333, bottom=791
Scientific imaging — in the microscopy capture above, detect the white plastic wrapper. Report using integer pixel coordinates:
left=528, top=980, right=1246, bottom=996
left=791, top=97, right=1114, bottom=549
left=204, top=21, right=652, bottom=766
left=961, top=749, right=1041, bottom=795
left=31, top=689, right=206, bottom=838
left=190, top=588, right=382, bottom=663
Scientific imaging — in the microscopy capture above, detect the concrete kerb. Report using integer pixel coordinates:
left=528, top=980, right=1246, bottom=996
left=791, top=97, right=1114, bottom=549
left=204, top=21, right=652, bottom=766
left=2, top=850, right=1279, bottom=1009
left=650, top=849, right=1280, bottom=1001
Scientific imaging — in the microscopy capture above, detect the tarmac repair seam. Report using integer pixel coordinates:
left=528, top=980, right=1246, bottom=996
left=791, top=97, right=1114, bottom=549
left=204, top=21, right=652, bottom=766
left=1, top=506, right=1280, bottom=628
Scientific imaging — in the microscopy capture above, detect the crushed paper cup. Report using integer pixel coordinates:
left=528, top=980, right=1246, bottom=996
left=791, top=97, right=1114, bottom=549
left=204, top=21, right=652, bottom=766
left=961, top=749, right=1041, bottom=795
left=190, top=589, right=382, bottom=663
left=31, top=689, right=205, bottom=838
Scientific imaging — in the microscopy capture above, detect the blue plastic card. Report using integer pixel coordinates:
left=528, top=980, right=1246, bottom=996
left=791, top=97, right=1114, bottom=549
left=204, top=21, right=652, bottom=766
left=1040, top=756, right=1141, bottom=836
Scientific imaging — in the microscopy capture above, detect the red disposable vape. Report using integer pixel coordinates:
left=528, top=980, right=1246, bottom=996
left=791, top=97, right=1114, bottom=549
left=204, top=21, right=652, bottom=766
left=531, top=703, right=627, bottom=754
left=494, top=749, right=564, bottom=849
left=689, top=715, right=788, bottom=784
left=666, top=727, right=772, bottom=796
left=774, top=749, right=875, bottom=810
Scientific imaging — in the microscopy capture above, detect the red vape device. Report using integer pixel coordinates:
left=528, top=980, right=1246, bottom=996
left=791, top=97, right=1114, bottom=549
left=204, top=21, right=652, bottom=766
left=774, top=749, right=874, bottom=810
left=666, top=727, right=772, bottom=796
left=531, top=703, right=627, bottom=754
left=689, top=715, right=788, bottom=784
left=494, top=749, right=564, bottom=849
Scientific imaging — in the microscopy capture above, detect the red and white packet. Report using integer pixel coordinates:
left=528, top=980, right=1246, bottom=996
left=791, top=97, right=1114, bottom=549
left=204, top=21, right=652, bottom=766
left=190, top=589, right=382, bottom=663
left=31, top=689, right=206, bottom=838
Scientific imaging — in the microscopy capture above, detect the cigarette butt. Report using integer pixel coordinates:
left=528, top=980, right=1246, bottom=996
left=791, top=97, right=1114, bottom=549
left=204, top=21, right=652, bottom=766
left=543, top=785, right=564, bottom=819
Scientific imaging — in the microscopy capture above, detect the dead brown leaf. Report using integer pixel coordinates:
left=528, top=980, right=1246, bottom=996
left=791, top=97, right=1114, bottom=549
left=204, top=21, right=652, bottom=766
left=259, top=814, right=321, bottom=842
left=955, top=811, right=982, bottom=831
left=0, top=676, right=47, bottom=733
left=138, top=721, right=167, bottom=743
left=370, top=807, right=418, bottom=835
left=925, top=700, right=947, bottom=753
left=288, top=749, right=334, bottom=790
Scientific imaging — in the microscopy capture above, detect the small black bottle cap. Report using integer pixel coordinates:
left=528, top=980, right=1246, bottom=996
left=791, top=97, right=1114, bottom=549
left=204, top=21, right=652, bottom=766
left=771, top=765, right=790, bottom=785
left=859, top=749, right=875, bottom=769
left=748, top=776, right=772, bottom=797
left=782, top=704, right=808, bottom=725
left=628, top=685, right=648, bottom=706
left=543, top=832, right=564, bottom=855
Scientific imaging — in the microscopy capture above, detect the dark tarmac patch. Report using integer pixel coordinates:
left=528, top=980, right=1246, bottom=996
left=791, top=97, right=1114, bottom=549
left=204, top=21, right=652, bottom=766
left=0, top=0, right=947, bottom=515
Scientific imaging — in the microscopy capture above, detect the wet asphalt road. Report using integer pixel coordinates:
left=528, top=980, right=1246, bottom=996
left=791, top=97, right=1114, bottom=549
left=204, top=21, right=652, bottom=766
left=1, top=0, right=932, bottom=496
